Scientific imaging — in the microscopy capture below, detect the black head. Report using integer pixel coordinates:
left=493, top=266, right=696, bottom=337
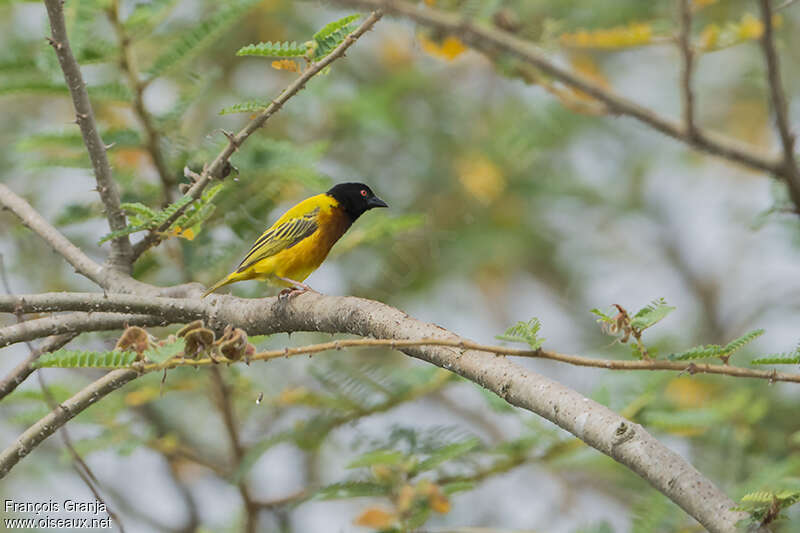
left=327, top=182, right=388, bottom=221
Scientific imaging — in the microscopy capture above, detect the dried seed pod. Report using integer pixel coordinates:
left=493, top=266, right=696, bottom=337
left=184, top=327, right=215, bottom=358
left=177, top=320, right=204, bottom=337
left=116, top=326, right=150, bottom=357
left=219, top=328, right=248, bottom=361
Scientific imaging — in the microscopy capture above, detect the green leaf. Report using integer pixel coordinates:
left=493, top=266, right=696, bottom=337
left=751, top=355, right=800, bottom=365
left=34, top=349, right=138, bottom=369
left=314, top=481, right=390, bottom=500
left=348, top=450, right=406, bottom=469
left=151, top=194, right=194, bottom=227
left=630, top=298, right=675, bottom=331
left=669, top=344, right=723, bottom=361
left=145, top=338, right=185, bottom=364
left=313, top=14, right=361, bottom=42
left=415, top=438, right=481, bottom=473
left=496, top=318, right=543, bottom=349
left=121, top=202, right=157, bottom=220
left=441, top=481, right=475, bottom=494
left=219, top=99, right=270, bottom=115
left=590, top=308, right=614, bottom=323
left=236, top=40, right=307, bottom=58
left=146, top=0, right=262, bottom=79
left=722, top=329, right=765, bottom=356
left=97, top=221, right=153, bottom=244
left=670, top=329, right=766, bottom=361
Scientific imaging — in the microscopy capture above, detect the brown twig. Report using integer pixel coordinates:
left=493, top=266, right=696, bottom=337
left=0, top=334, right=75, bottom=400
left=43, top=0, right=133, bottom=271
left=209, top=368, right=258, bottom=533
left=36, top=372, right=127, bottom=533
left=0, top=184, right=154, bottom=293
left=329, top=0, right=788, bottom=187
left=0, top=367, right=138, bottom=477
left=130, top=10, right=384, bottom=260
left=108, top=1, right=176, bottom=205
left=758, top=0, right=800, bottom=210
left=678, top=0, right=696, bottom=138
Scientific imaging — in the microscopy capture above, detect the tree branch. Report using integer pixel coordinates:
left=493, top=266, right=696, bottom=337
left=108, top=1, right=175, bottom=205
left=0, top=291, right=747, bottom=530
left=0, top=368, right=138, bottom=478
left=329, top=0, right=789, bottom=182
left=43, top=0, right=133, bottom=271
left=2, top=292, right=798, bottom=385
left=0, top=184, right=110, bottom=288
left=130, top=10, right=384, bottom=260
left=0, top=311, right=179, bottom=348
left=210, top=368, right=258, bottom=533
left=678, top=0, right=696, bottom=138
left=0, top=334, right=75, bottom=401
left=0, top=184, right=180, bottom=295
left=758, top=0, right=800, bottom=209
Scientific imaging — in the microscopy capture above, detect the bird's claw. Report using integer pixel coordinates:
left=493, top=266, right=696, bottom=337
left=276, top=276, right=317, bottom=302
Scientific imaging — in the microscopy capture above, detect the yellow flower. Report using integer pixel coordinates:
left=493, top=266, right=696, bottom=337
left=456, top=154, right=506, bottom=204
left=419, top=34, right=467, bottom=61
left=738, top=13, right=763, bottom=40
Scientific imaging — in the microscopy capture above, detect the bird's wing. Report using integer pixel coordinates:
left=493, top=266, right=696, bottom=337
left=235, top=207, right=320, bottom=273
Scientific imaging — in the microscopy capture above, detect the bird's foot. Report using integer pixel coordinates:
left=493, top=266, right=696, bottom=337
left=277, top=277, right=317, bottom=302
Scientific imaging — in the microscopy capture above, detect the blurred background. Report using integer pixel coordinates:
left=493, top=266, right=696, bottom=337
left=2, top=0, right=800, bottom=531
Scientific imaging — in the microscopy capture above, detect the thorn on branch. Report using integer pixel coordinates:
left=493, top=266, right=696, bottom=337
left=45, top=37, right=62, bottom=50
left=220, top=129, right=240, bottom=151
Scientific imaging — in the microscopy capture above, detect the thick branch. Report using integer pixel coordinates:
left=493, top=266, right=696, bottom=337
left=0, top=292, right=746, bottom=531
left=758, top=0, right=800, bottom=209
left=2, top=292, right=799, bottom=385
left=130, top=10, right=384, bottom=260
left=0, top=368, right=138, bottom=478
left=0, top=334, right=75, bottom=401
left=43, top=0, right=133, bottom=271
left=0, top=312, right=179, bottom=348
left=330, top=0, right=785, bottom=179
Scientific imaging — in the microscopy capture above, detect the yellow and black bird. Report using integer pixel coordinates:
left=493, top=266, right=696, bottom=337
left=203, top=182, right=387, bottom=297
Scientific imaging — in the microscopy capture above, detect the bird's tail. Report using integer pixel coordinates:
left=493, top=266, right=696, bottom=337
left=202, top=273, right=238, bottom=298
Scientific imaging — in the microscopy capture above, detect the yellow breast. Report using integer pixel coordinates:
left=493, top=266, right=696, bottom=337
left=250, top=196, right=352, bottom=285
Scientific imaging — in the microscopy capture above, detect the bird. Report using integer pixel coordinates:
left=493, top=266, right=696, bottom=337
left=202, top=182, right=388, bottom=297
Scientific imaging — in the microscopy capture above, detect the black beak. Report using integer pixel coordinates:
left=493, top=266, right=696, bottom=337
left=367, top=196, right=388, bottom=209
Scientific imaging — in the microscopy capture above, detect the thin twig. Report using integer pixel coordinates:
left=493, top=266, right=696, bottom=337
left=775, top=0, right=799, bottom=10
left=329, top=0, right=789, bottom=190
left=0, top=184, right=154, bottom=292
left=108, top=1, right=175, bottom=205
left=0, top=184, right=108, bottom=287
left=0, top=334, right=76, bottom=400
left=758, top=0, right=800, bottom=210
left=43, top=0, right=133, bottom=271
left=678, top=0, right=696, bottom=138
left=130, top=10, right=384, bottom=260
left=36, top=373, right=127, bottom=533
left=210, top=368, right=258, bottom=533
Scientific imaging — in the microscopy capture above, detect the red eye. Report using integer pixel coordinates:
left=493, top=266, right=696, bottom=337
left=360, top=189, right=368, bottom=197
